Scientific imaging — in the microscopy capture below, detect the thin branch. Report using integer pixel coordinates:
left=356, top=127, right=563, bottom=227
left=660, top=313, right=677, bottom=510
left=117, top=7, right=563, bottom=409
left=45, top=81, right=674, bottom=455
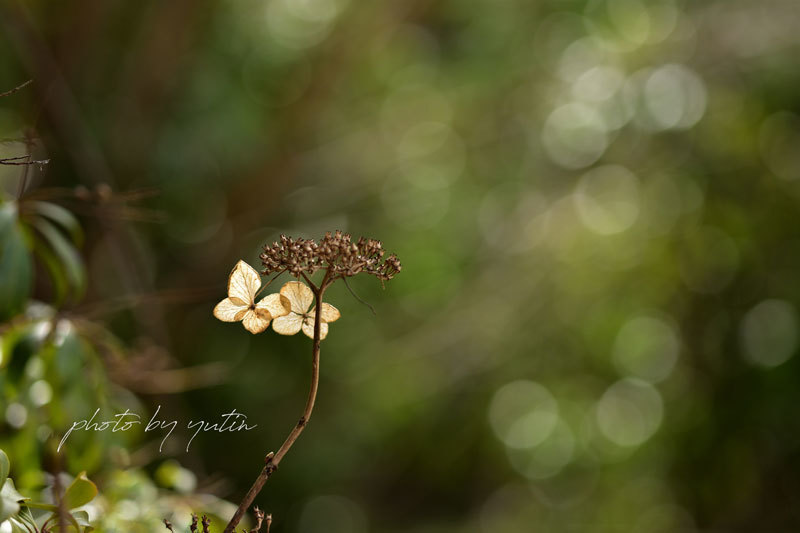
left=0, top=79, right=32, bottom=98
left=162, top=519, right=174, bottom=532
left=342, top=276, right=377, bottom=316
left=223, top=269, right=331, bottom=533
left=52, top=469, right=69, bottom=532
left=300, top=271, right=318, bottom=292
left=0, top=155, right=50, bottom=166
left=255, top=270, right=286, bottom=299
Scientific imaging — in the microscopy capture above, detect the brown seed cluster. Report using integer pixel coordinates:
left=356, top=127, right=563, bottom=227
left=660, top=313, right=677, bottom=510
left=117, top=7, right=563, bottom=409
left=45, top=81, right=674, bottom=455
left=260, top=231, right=401, bottom=281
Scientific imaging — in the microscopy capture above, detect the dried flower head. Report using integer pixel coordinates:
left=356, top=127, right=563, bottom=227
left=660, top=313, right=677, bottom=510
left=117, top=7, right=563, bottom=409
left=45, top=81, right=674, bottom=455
left=216, top=234, right=399, bottom=532
left=260, top=231, right=401, bottom=281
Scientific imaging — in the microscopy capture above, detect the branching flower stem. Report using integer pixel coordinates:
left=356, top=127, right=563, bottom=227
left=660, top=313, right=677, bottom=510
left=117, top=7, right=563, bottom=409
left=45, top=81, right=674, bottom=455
left=223, top=268, right=333, bottom=533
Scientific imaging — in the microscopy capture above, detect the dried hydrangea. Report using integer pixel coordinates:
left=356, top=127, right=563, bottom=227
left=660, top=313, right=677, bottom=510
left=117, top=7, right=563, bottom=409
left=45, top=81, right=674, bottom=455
left=213, top=231, right=400, bottom=532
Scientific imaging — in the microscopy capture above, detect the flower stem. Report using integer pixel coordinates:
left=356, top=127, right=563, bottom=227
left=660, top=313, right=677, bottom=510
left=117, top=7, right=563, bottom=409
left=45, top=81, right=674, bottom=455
left=223, top=272, right=329, bottom=533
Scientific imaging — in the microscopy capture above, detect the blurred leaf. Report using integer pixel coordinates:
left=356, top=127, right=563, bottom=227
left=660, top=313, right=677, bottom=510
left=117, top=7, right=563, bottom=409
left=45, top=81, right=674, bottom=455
left=63, top=472, right=97, bottom=510
left=0, top=479, right=25, bottom=503
left=0, top=202, right=33, bottom=320
left=31, top=217, right=86, bottom=300
left=0, top=449, right=8, bottom=485
left=22, top=501, right=57, bottom=511
left=0, top=477, right=21, bottom=521
left=53, top=330, right=87, bottom=386
left=0, top=496, right=21, bottom=522
left=3, top=323, right=39, bottom=385
left=72, top=509, right=94, bottom=528
left=33, top=241, right=70, bottom=304
left=26, top=201, right=83, bottom=245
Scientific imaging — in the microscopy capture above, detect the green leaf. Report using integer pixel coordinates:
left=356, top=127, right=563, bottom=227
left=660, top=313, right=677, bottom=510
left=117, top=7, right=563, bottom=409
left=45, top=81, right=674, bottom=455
left=0, top=498, right=19, bottom=523
left=0, top=496, right=21, bottom=522
left=63, top=472, right=97, bottom=510
left=26, top=201, right=83, bottom=245
left=33, top=241, right=69, bottom=304
left=54, top=330, right=85, bottom=382
left=0, top=202, right=33, bottom=320
left=0, top=479, right=23, bottom=522
left=72, top=509, right=93, bottom=527
left=31, top=217, right=86, bottom=299
left=0, top=449, right=8, bottom=485
left=22, top=501, right=57, bottom=512
left=1, top=479, right=25, bottom=503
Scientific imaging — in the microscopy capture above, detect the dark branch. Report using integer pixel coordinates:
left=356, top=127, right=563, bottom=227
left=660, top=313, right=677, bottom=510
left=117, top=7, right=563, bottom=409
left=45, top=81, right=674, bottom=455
left=0, top=155, right=50, bottom=166
left=0, top=79, right=32, bottom=98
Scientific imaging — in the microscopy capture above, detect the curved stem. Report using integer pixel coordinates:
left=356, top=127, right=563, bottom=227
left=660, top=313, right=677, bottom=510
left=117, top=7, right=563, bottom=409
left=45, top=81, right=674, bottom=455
left=223, top=272, right=329, bottom=533
left=0, top=79, right=32, bottom=98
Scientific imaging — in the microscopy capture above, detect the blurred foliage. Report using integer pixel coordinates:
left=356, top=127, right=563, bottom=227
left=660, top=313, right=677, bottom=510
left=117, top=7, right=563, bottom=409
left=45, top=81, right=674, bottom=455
left=0, top=190, right=239, bottom=530
left=2, top=0, right=800, bottom=531
left=1, top=449, right=99, bottom=533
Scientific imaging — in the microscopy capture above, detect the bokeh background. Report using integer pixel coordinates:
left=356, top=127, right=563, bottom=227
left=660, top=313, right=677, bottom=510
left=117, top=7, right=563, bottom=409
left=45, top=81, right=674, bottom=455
left=2, top=0, right=800, bottom=531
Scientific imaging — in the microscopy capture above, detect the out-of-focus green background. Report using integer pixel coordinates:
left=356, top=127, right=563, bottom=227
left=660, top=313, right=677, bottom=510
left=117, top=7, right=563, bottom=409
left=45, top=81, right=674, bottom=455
left=2, top=0, right=800, bottom=530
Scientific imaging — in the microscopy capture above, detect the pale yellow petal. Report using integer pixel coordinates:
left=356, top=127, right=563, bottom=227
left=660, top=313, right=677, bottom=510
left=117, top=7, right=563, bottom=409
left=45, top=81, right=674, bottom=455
left=302, top=317, right=329, bottom=340
left=280, top=281, right=314, bottom=313
left=242, top=309, right=270, bottom=334
left=272, top=313, right=303, bottom=335
left=213, top=298, right=248, bottom=322
left=309, top=302, right=340, bottom=323
left=256, top=293, right=290, bottom=319
left=227, top=260, right=261, bottom=304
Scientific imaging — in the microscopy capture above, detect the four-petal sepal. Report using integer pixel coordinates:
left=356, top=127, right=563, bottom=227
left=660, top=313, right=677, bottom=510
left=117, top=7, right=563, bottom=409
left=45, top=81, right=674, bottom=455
left=213, top=261, right=291, bottom=334
left=271, top=281, right=340, bottom=340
